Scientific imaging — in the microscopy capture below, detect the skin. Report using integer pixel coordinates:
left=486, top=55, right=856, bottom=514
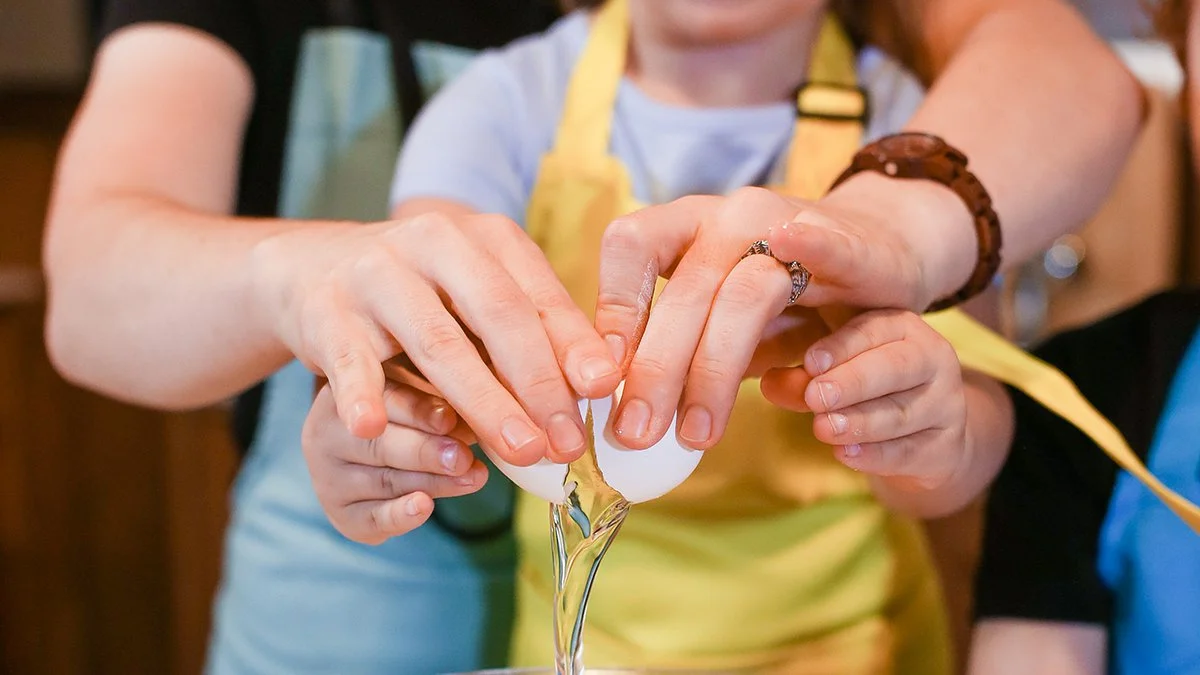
left=968, top=620, right=1106, bottom=675
left=306, top=0, right=1142, bottom=541
left=43, top=27, right=622, bottom=468
left=44, top=0, right=1142, bottom=541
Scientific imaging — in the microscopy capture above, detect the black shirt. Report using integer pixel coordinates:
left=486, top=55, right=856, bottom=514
left=974, top=289, right=1200, bottom=624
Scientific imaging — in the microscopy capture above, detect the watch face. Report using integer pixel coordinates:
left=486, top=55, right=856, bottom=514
left=878, top=133, right=943, bottom=159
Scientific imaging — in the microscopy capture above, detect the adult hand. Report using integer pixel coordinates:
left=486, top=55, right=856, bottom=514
left=594, top=181, right=959, bottom=452
left=302, top=378, right=485, bottom=544
left=251, top=211, right=622, bottom=466
left=594, top=187, right=830, bottom=452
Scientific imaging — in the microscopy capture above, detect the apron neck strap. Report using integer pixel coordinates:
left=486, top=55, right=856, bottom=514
left=782, top=18, right=867, bottom=200
left=552, top=0, right=630, bottom=159
left=554, top=0, right=868, bottom=194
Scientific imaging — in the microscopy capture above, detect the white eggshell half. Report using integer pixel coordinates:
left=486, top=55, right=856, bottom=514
left=481, top=383, right=704, bottom=504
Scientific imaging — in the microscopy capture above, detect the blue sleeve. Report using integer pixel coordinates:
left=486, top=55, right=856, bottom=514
left=390, top=50, right=542, bottom=224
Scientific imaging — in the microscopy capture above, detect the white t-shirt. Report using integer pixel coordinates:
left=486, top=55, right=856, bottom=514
left=392, top=11, right=925, bottom=222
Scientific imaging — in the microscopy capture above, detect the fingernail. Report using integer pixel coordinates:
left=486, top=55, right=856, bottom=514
left=353, top=400, right=373, bottom=422
left=580, top=356, right=618, bottom=386
left=501, top=417, right=540, bottom=454
left=455, top=468, right=478, bottom=486
left=810, top=350, right=833, bottom=374
left=615, top=398, right=651, bottom=441
left=819, top=381, right=840, bottom=408
left=829, top=413, right=848, bottom=435
left=429, top=402, right=452, bottom=430
left=679, top=406, right=712, bottom=448
left=547, top=412, right=586, bottom=456
left=440, top=442, right=462, bottom=473
left=404, top=496, right=422, bottom=516
left=842, top=444, right=862, bottom=458
left=605, top=334, right=627, bottom=367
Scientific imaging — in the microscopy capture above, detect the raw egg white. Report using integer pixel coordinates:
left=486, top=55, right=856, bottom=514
left=481, top=383, right=704, bottom=504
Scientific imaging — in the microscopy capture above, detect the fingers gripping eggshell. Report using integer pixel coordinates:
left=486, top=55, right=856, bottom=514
left=480, top=383, right=704, bottom=504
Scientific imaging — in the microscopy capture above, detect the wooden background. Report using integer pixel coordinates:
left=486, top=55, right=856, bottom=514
left=0, top=91, right=237, bottom=675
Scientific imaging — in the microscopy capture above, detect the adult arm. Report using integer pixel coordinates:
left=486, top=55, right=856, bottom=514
left=967, top=620, right=1105, bottom=675
left=597, top=0, right=1143, bottom=449
left=811, top=0, right=1145, bottom=309
left=43, top=25, right=288, bottom=407
left=43, top=25, right=615, bottom=463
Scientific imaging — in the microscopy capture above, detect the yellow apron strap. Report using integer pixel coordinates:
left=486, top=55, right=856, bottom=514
left=782, top=16, right=867, bottom=200
left=551, top=0, right=629, bottom=160
left=925, top=311, right=1200, bottom=531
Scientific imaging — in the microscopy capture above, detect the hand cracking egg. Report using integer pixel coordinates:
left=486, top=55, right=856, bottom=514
left=481, top=382, right=704, bottom=504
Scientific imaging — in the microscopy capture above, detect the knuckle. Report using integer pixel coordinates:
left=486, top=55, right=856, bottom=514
left=365, top=436, right=386, bottom=466
left=401, top=212, right=458, bottom=242
left=377, top=467, right=401, bottom=496
left=718, top=268, right=761, bottom=305
left=664, top=267, right=722, bottom=309
left=514, top=365, right=567, bottom=402
left=844, top=366, right=869, bottom=400
left=886, top=345, right=917, bottom=376
left=469, top=213, right=518, bottom=233
left=853, top=319, right=884, bottom=350
left=690, top=352, right=726, bottom=379
left=331, top=344, right=367, bottom=377
left=479, top=278, right=533, bottom=322
left=630, top=351, right=672, bottom=381
left=528, top=285, right=573, bottom=322
left=884, top=395, right=911, bottom=430
left=896, top=439, right=919, bottom=475
left=382, top=381, right=417, bottom=417
left=412, top=320, right=467, bottom=363
left=723, top=261, right=782, bottom=308
left=726, top=185, right=772, bottom=209
left=601, top=217, right=648, bottom=254
left=366, top=505, right=394, bottom=541
left=350, top=246, right=397, bottom=280
left=596, top=286, right=643, bottom=317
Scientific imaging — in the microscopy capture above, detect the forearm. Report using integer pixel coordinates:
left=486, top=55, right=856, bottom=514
left=43, top=194, right=344, bottom=409
left=872, top=370, right=1013, bottom=518
left=824, top=1, right=1142, bottom=308
left=968, top=620, right=1106, bottom=675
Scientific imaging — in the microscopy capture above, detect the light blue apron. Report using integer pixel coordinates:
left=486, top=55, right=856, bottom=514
left=205, top=28, right=517, bottom=675
left=1098, top=327, right=1200, bottom=674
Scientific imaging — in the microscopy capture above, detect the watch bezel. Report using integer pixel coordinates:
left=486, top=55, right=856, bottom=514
left=874, top=132, right=947, bottom=161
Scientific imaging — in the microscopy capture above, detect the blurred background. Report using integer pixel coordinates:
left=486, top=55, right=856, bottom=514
left=0, top=0, right=1192, bottom=673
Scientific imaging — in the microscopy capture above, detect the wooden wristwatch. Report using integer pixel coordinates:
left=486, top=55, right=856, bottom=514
left=831, top=132, right=1001, bottom=312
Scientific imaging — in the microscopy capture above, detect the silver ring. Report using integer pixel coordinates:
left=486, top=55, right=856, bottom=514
left=741, top=239, right=810, bottom=305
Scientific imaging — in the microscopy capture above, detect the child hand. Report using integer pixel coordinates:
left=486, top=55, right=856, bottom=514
left=761, top=309, right=968, bottom=497
left=301, top=379, right=488, bottom=545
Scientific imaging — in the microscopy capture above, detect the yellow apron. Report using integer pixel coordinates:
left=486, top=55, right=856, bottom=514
left=510, top=0, right=1200, bottom=672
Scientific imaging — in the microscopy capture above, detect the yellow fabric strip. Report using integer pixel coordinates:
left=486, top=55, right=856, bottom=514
left=926, top=310, right=1200, bottom=532
left=551, top=0, right=628, bottom=159
left=806, top=14, right=858, bottom=86
left=782, top=16, right=865, bottom=199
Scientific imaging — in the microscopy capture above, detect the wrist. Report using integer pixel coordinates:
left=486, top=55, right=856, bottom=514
left=821, top=171, right=976, bottom=312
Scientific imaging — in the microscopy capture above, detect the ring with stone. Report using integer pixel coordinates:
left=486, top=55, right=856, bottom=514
left=740, top=239, right=811, bottom=305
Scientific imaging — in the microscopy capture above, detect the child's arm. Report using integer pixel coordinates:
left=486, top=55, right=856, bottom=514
left=761, top=308, right=1013, bottom=518
left=967, top=620, right=1105, bottom=675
